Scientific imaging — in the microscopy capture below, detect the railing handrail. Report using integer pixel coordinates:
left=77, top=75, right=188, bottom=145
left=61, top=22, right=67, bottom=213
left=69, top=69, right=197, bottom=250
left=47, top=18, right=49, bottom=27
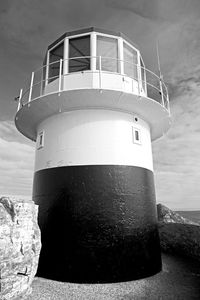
left=35, top=56, right=161, bottom=77
left=17, top=55, right=170, bottom=112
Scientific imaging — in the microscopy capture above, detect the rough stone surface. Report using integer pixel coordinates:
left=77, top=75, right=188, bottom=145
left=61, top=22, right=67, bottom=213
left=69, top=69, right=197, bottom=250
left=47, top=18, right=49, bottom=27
left=157, top=203, right=199, bottom=225
left=157, top=203, right=200, bottom=261
left=0, top=197, right=41, bottom=300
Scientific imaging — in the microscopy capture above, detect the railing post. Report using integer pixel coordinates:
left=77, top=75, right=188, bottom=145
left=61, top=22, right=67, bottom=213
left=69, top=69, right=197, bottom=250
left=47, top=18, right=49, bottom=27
left=137, top=64, right=140, bottom=96
left=118, top=38, right=124, bottom=75
left=40, top=69, right=43, bottom=96
left=99, top=56, right=102, bottom=90
left=91, top=32, right=96, bottom=72
left=144, top=66, right=147, bottom=95
left=17, top=89, right=23, bottom=111
left=58, top=59, right=63, bottom=96
left=63, top=38, right=69, bottom=75
left=159, top=76, right=164, bottom=107
left=28, top=72, right=34, bottom=102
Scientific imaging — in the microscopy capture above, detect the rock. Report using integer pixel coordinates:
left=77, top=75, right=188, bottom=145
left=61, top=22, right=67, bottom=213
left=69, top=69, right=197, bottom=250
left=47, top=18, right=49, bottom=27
left=157, top=203, right=200, bottom=261
left=0, top=197, right=41, bottom=300
left=157, top=203, right=199, bottom=225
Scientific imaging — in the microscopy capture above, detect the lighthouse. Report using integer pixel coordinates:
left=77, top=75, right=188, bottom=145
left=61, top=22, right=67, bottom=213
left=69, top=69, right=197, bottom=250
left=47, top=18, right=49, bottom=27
left=15, top=27, right=170, bottom=283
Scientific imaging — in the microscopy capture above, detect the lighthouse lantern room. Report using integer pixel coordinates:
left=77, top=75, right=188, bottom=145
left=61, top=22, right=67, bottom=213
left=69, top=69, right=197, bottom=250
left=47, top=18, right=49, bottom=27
left=15, top=27, right=170, bottom=283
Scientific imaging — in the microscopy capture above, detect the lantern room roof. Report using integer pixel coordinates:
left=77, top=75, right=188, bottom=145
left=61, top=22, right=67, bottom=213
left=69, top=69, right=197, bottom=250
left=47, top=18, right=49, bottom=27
left=48, top=27, right=139, bottom=50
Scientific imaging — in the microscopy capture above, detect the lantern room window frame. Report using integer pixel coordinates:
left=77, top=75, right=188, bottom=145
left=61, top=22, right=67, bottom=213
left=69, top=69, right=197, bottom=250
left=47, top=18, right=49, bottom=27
left=45, top=30, right=145, bottom=85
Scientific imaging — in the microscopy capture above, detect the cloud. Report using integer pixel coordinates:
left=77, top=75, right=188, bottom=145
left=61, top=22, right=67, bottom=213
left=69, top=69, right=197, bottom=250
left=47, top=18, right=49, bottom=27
left=0, top=1, right=47, bottom=50
left=153, top=84, right=200, bottom=171
left=0, top=120, right=34, bottom=144
left=153, top=81, right=200, bottom=209
left=107, top=0, right=161, bottom=20
left=107, top=0, right=200, bottom=22
left=154, top=171, right=200, bottom=210
left=0, top=121, right=34, bottom=196
left=154, top=15, right=200, bottom=96
left=0, top=0, right=116, bottom=53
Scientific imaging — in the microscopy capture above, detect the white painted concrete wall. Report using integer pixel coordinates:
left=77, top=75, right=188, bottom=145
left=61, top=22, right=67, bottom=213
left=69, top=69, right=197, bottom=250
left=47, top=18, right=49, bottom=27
left=44, top=72, right=146, bottom=96
left=34, top=109, right=153, bottom=172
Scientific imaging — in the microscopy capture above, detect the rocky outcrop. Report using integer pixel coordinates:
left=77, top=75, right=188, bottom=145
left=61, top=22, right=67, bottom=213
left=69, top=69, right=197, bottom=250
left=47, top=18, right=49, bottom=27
left=157, top=203, right=200, bottom=261
left=157, top=203, right=199, bottom=225
left=0, top=197, right=41, bottom=300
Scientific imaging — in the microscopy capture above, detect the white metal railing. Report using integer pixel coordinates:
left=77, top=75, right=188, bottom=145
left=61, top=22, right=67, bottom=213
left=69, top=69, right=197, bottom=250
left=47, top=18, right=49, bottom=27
left=16, top=56, right=170, bottom=113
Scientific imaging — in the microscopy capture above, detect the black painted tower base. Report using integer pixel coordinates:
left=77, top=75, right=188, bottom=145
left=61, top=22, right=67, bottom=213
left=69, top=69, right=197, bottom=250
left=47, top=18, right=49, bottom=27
left=33, top=165, right=162, bottom=283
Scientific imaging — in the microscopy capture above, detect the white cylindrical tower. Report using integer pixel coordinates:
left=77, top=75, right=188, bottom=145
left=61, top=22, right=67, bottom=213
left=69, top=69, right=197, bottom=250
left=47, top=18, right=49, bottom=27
left=15, top=27, right=171, bottom=283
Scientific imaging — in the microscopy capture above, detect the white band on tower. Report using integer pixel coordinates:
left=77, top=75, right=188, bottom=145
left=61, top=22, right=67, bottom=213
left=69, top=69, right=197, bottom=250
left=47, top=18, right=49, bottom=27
left=35, top=109, right=153, bottom=172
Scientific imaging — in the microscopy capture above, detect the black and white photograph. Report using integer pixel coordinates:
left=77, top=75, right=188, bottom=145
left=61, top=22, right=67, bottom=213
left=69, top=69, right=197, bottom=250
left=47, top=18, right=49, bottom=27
left=0, top=0, right=200, bottom=299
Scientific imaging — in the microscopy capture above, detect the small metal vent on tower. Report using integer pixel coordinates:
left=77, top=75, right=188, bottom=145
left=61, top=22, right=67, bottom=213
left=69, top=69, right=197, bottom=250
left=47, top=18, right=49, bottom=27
left=15, top=27, right=171, bottom=283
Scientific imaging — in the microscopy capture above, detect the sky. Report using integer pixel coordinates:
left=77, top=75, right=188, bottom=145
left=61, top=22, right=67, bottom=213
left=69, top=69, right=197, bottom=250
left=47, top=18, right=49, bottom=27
left=0, top=0, right=200, bottom=210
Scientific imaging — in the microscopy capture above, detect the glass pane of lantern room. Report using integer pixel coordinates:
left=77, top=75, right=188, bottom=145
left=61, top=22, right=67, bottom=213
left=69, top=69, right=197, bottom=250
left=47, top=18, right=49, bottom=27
left=97, top=36, right=118, bottom=72
left=124, top=43, right=137, bottom=79
left=69, top=36, right=90, bottom=73
left=48, top=42, right=64, bottom=83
